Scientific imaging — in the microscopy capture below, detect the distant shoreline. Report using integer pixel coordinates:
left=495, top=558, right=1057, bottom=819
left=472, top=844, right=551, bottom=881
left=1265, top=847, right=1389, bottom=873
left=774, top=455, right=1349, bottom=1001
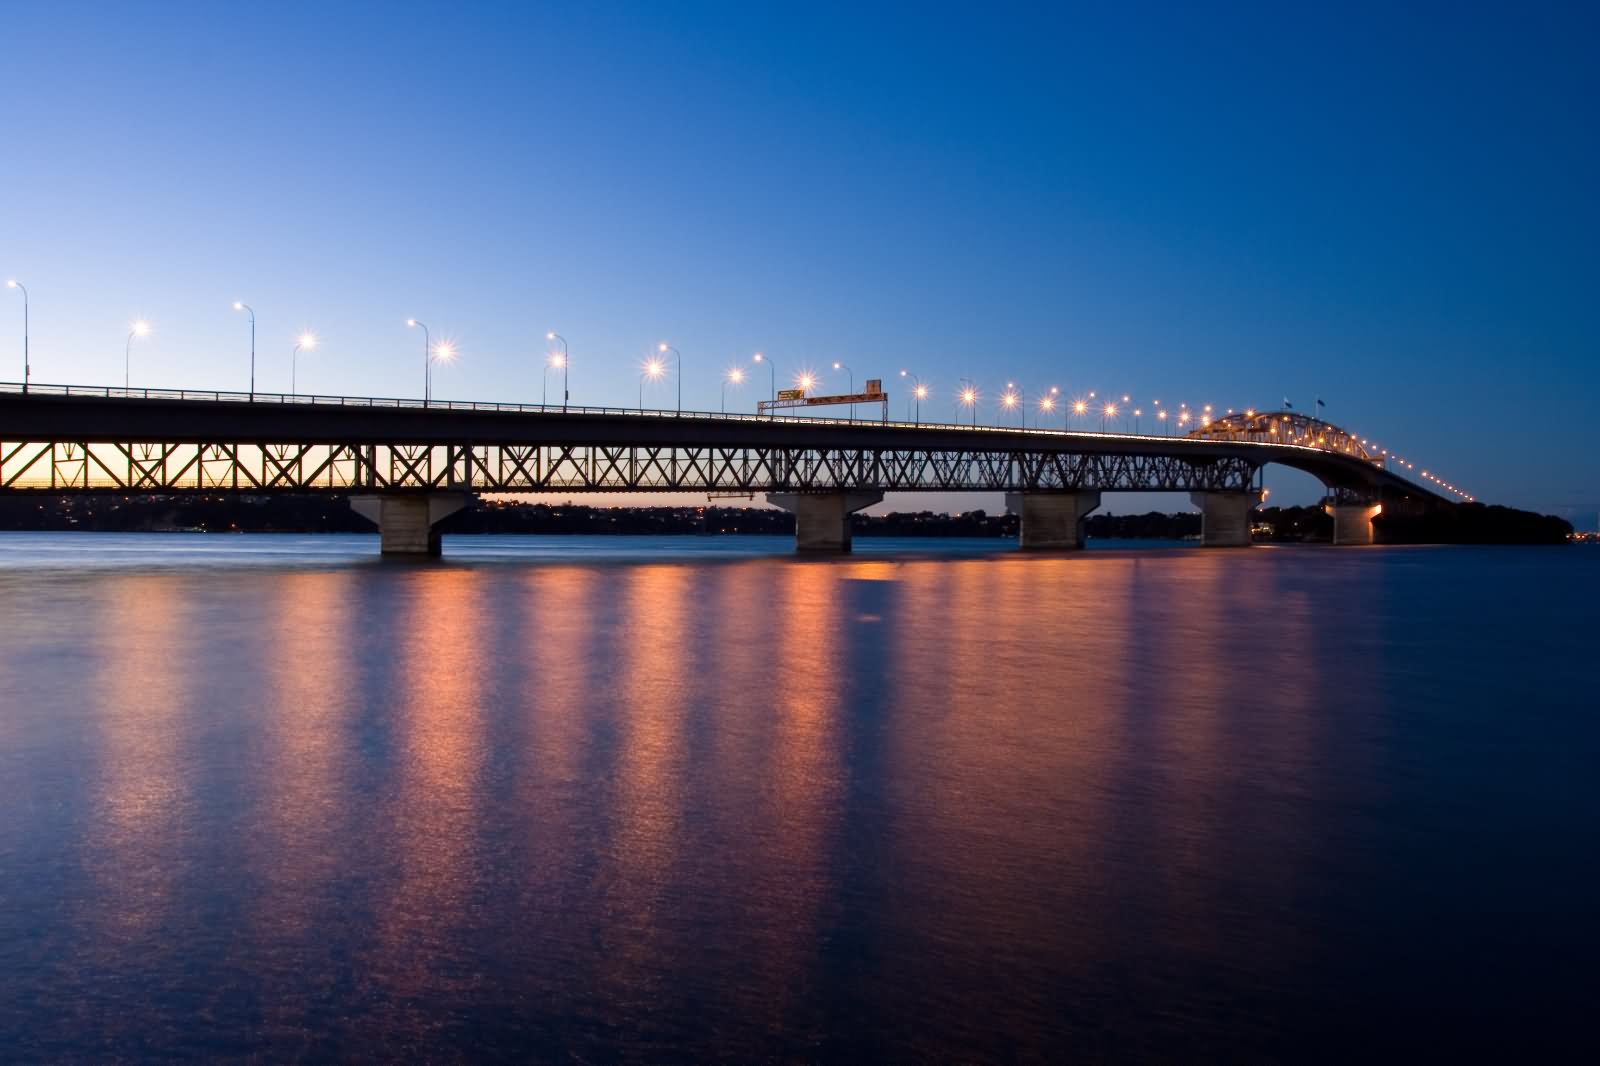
left=0, top=496, right=1572, bottom=545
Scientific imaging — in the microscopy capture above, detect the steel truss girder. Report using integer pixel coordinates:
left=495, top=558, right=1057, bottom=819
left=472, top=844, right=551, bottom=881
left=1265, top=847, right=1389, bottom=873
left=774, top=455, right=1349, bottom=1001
left=0, top=440, right=1261, bottom=494
left=1329, top=484, right=1379, bottom=506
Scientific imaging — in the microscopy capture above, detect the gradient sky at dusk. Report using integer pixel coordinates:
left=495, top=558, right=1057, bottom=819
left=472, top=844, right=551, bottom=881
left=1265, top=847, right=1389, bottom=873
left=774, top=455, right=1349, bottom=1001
left=2, top=2, right=1595, bottom=519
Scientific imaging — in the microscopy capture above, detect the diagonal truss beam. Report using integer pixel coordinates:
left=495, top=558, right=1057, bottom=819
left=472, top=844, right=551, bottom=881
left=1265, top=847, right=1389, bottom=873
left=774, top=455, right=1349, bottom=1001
left=0, top=440, right=1263, bottom=494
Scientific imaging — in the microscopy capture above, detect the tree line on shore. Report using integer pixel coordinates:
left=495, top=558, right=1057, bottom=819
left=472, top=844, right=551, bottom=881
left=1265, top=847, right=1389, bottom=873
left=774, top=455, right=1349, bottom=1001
left=0, top=495, right=1572, bottom=543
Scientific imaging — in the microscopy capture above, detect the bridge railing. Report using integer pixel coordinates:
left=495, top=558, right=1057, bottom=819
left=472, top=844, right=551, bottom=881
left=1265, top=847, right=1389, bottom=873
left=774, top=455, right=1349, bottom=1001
left=2, top=379, right=1225, bottom=440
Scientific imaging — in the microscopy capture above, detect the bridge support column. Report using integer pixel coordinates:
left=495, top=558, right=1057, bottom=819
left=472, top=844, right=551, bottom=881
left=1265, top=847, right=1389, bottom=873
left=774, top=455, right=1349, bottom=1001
left=766, top=490, right=883, bottom=553
left=350, top=493, right=470, bottom=557
left=1005, top=491, right=1101, bottom=550
left=1326, top=502, right=1382, bottom=545
left=1189, top=490, right=1261, bottom=547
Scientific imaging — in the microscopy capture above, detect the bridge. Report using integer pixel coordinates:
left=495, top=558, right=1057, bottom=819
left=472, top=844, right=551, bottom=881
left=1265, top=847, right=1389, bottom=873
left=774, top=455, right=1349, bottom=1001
left=0, top=382, right=1448, bottom=555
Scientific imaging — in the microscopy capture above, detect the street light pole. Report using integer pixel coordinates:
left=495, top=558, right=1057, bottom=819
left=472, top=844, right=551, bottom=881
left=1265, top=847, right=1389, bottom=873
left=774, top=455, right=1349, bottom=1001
left=723, top=367, right=746, bottom=413
left=833, top=361, right=853, bottom=419
left=233, top=302, right=255, bottom=400
left=547, top=332, right=569, bottom=411
left=900, top=371, right=929, bottom=424
left=5, top=281, right=26, bottom=392
left=659, top=344, right=681, bottom=412
left=125, top=321, right=149, bottom=391
left=407, top=319, right=430, bottom=405
left=752, top=352, right=775, bottom=406
left=292, top=332, right=316, bottom=396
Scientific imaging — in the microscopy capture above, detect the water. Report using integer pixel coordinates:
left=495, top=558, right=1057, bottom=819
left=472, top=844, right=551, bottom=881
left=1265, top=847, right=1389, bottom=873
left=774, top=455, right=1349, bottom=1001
left=1, top=533, right=1596, bottom=1063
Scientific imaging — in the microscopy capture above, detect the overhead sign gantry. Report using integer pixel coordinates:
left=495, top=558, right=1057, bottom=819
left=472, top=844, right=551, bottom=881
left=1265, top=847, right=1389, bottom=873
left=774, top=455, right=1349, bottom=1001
left=757, top=379, right=888, bottom=421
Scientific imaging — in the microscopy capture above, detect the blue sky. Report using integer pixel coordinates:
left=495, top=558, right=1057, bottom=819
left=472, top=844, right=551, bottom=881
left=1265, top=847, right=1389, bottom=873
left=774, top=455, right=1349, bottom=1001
left=2, top=2, right=1595, bottom=519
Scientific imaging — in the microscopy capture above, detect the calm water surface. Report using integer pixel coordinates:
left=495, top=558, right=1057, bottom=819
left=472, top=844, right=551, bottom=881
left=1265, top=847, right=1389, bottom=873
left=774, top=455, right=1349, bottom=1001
left=1, top=533, right=1596, bottom=1063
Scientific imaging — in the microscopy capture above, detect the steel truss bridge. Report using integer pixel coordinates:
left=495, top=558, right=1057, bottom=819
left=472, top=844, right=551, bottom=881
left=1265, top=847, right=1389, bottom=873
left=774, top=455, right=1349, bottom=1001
left=0, top=383, right=1441, bottom=501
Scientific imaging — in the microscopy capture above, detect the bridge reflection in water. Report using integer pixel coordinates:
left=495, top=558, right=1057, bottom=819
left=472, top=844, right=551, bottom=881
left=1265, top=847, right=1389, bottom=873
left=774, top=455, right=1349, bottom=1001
left=0, top=546, right=1444, bottom=1061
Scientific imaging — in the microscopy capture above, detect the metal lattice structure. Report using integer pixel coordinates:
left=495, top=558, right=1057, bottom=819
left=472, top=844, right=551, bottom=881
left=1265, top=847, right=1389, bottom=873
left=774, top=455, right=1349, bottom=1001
left=0, top=440, right=1262, bottom=494
left=1186, top=411, right=1378, bottom=463
left=0, top=385, right=1449, bottom=505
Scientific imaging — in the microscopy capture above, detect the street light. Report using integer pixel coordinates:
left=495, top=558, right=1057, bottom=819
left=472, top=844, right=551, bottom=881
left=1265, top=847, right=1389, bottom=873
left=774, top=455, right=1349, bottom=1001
left=752, top=352, right=775, bottom=406
left=833, top=360, right=853, bottom=419
left=547, top=331, right=569, bottom=410
left=658, top=343, right=681, bottom=412
left=899, top=369, right=927, bottom=423
left=233, top=301, right=256, bottom=400
left=125, top=320, right=150, bottom=391
left=1000, top=383, right=1022, bottom=428
left=407, top=319, right=431, bottom=404
left=723, top=366, right=744, bottom=413
left=429, top=341, right=456, bottom=403
left=958, top=380, right=978, bottom=426
left=1102, top=401, right=1117, bottom=431
left=641, top=356, right=666, bottom=409
left=5, top=280, right=27, bottom=392
left=1038, top=391, right=1057, bottom=427
left=292, top=331, right=317, bottom=396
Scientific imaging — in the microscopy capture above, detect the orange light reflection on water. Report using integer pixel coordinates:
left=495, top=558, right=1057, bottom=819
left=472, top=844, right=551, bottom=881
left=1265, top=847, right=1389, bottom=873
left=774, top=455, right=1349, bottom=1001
left=595, top=563, right=696, bottom=987
left=372, top=568, right=487, bottom=997
left=253, top=571, right=354, bottom=941
left=85, top=576, right=190, bottom=937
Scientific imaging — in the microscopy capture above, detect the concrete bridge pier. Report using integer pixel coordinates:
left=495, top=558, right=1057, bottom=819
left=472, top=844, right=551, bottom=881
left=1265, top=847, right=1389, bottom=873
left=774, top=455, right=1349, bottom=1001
left=1325, top=502, right=1383, bottom=545
left=766, top=490, right=884, bottom=553
left=350, top=493, right=471, bottom=556
left=1189, top=490, right=1262, bottom=547
left=1005, top=491, right=1101, bottom=550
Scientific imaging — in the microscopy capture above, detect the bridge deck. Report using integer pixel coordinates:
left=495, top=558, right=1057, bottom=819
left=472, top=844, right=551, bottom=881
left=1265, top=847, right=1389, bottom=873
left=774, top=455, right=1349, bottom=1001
left=1, top=382, right=1444, bottom=503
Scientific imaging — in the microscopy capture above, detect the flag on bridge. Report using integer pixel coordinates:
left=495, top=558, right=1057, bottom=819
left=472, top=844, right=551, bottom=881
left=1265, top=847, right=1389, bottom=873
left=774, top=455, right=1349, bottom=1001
left=1316, top=398, right=1326, bottom=411
left=1283, top=397, right=1293, bottom=410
